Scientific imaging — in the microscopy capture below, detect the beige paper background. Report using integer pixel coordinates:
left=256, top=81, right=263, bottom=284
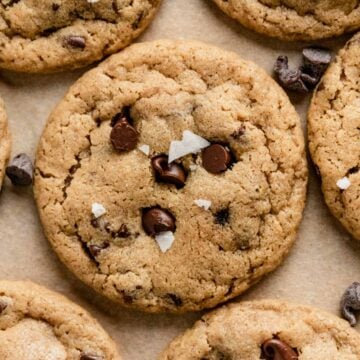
left=0, top=1, right=359, bottom=359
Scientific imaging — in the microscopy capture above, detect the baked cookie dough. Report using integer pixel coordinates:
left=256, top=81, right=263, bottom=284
left=34, top=40, right=307, bottom=313
left=160, top=299, right=360, bottom=359
left=0, top=280, right=121, bottom=359
left=0, top=0, right=161, bottom=73
left=210, top=0, right=360, bottom=41
left=0, top=98, right=11, bottom=189
left=308, top=33, right=360, bottom=241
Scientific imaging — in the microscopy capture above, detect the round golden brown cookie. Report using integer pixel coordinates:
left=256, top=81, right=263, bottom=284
left=0, top=280, right=121, bottom=359
left=0, top=0, right=161, bottom=73
left=160, top=299, right=360, bottom=359
left=0, top=98, right=11, bottom=188
left=308, top=33, right=360, bottom=241
left=34, top=40, right=307, bottom=313
left=210, top=0, right=360, bottom=41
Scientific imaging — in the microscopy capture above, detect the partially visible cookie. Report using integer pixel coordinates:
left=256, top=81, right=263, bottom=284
left=308, top=33, right=360, bottom=240
left=160, top=299, right=360, bottom=359
left=0, top=98, right=11, bottom=188
left=0, top=280, right=121, bottom=359
left=211, top=0, right=360, bottom=41
left=34, top=39, right=307, bottom=313
left=0, top=0, right=162, bottom=73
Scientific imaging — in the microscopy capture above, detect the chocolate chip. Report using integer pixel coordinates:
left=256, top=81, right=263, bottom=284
left=152, top=155, right=186, bottom=187
left=88, top=242, right=109, bottom=258
left=110, top=118, right=138, bottom=152
left=80, top=354, right=103, bottom=360
left=52, top=3, right=60, bottom=11
left=261, top=338, right=298, bottom=360
left=341, top=282, right=360, bottom=326
left=348, top=166, right=359, bottom=175
left=64, top=35, right=86, bottom=50
left=274, top=56, right=308, bottom=93
left=115, top=224, right=130, bottom=238
left=215, top=209, right=230, bottom=225
left=111, top=107, right=131, bottom=127
left=167, top=293, right=183, bottom=306
left=6, top=153, right=33, bottom=186
left=202, top=144, right=232, bottom=174
left=142, top=208, right=176, bottom=236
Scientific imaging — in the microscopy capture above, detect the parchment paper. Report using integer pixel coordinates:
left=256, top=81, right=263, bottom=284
left=0, top=1, right=359, bottom=359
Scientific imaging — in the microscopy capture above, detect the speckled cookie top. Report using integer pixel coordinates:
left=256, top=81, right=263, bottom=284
left=160, top=300, right=360, bottom=359
left=308, top=33, right=360, bottom=241
left=0, top=98, right=11, bottom=187
left=0, top=280, right=121, bottom=360
left=34, top=40, right=307, bottom=313
left=211, top=0, right=360, bottom=41
left=0, top=0, right=161, bottom=73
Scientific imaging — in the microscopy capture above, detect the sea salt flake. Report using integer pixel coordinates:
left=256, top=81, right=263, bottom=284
left=138, top=144, right=150, bottom=156
left=155, top=231, right=175, bottom=253
left=87, top=0, right=100, bottom=3
left=168, top=130, right=210, bottom=163
left=194, top=199, right=212, bottom=210
left=337, top=177, right=351, bottom=190
left=92, top=203, right=106, bottom=218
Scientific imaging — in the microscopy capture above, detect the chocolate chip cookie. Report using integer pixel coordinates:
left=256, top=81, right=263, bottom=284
left=0, top=0, right=161, bottom=73
left=160, top=299, right=360, bottom=359
left=308, top=33, right=360, bottom=241
left=34, top=40, right=307, bottom=313
left=0, top=280, right=121, bottom=359
left=0, top=97, right=11, bottom=188
left=211, top=0, right=360, bottom=41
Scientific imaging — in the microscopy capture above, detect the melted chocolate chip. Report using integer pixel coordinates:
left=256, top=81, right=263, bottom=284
left=142, top=208, right=176, bottom=236
left=152, top=155, right=186, bottom=187
left=88, top=242, right=109, bottom=258
left=202, top=144, right=232, bottom=174
left=110, top=118, right=138, bottom=152
left=341, top=282, right=360, bottom=326
left=261, top=339, right=298, bottom=360
left=64, top=35, right=86, bottom=50
left=6, top=153, right=33, bottom=186
left=215, top=209, right=230, bottom=225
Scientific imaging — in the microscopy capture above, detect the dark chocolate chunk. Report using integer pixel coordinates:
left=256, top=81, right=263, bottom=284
left=6, top=153, right=33, bottom=186
left=341, top=282, right=360, bottom=326
left=274, top=56, right=308, bottom=93
left=215, top=209, right=230, bottom=225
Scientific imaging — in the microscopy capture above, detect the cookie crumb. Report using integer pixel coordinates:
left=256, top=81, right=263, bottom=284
left=337, top=177, right=351, bottom=190
left=194, top=199, right=212, bottom=210
left=155, top=231, right=175, bottom=253
left=168, top=130, right=210, bottom=163
left=91, top=203, right=106, bottom=218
